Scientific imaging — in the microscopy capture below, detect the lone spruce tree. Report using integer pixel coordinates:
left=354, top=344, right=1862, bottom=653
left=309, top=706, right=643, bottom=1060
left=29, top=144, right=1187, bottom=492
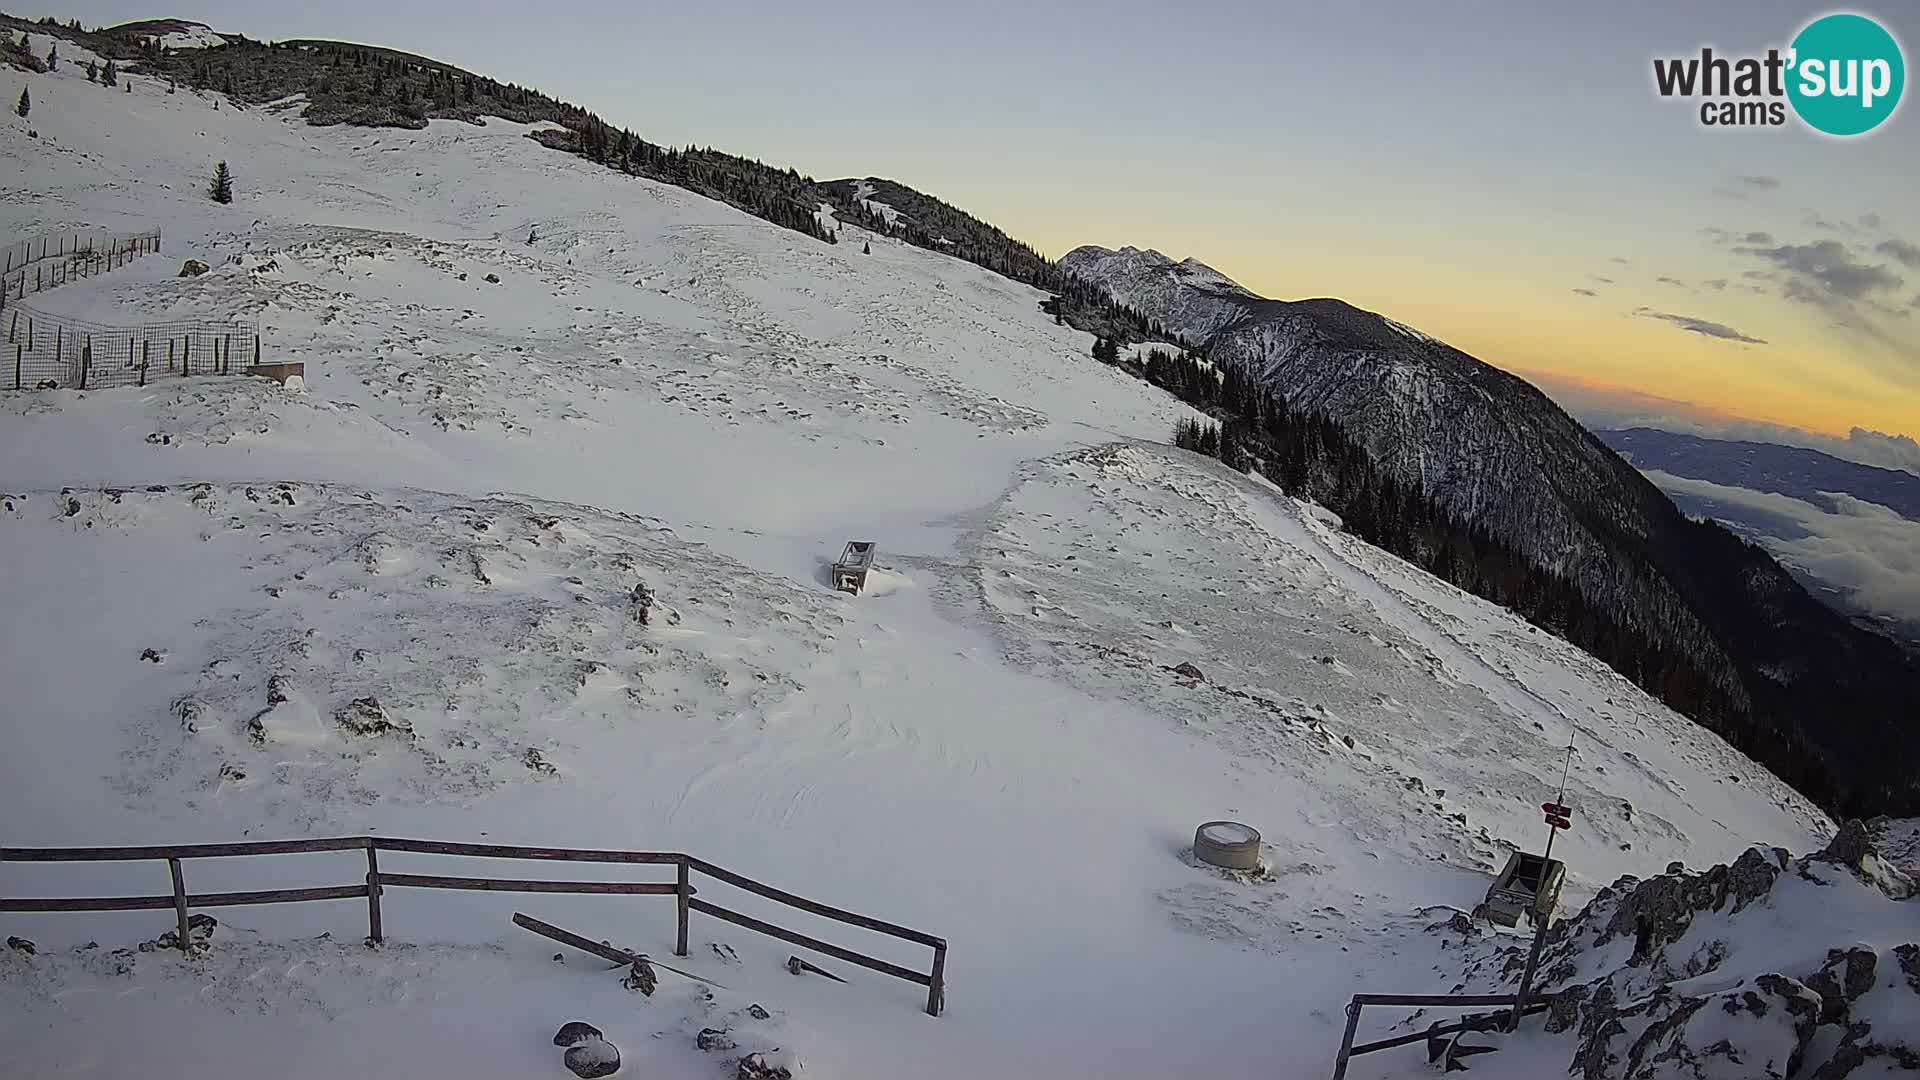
left=101, top=59, right=117, bottom=86
left=46, top=43, right=58, bottom=70
left=14, top=85, right=27, bottom=119
left=209, top=161, right=234, bottom=204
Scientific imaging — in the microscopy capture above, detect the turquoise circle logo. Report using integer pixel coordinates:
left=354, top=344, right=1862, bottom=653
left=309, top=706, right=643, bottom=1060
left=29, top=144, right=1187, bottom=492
left=1787, top=13, right=1905, bottom=135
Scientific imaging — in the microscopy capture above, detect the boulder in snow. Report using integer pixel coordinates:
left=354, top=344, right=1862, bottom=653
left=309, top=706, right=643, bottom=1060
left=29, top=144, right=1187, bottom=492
left=178, top=259, right=209, bottom=277
left=336, top=696, right=405, bottom=737
left=563, top=1038, right=620, bottom=1078
left=736, top=1052, right=794, bottom=1080
left=552, top=1021, right=602, bottom=1048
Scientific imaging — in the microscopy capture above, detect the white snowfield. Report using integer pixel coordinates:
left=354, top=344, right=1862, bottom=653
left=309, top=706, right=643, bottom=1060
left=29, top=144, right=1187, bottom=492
left=0, top=55, right=1837, bottom=1080
left=156, top=23, right=227, bottom=50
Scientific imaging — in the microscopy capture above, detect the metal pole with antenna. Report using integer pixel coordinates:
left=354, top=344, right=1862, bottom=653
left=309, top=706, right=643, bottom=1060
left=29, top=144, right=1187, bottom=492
left=1508, top=736, right=1575, bottom=1032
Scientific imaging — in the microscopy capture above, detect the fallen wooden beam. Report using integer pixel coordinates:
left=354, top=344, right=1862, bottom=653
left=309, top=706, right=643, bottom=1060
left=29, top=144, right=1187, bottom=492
left=512, top=912, right=729, bottom=989
left=788, top=954, right=846, bottom=983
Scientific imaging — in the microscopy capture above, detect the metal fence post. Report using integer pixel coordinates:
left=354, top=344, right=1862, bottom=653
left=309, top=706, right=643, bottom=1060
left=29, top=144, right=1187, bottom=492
left=167, top=858, right=191, bottom=953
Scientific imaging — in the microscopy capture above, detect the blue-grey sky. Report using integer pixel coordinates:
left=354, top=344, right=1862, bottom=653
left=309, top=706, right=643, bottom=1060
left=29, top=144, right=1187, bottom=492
left=30, top=0, right=1920, bottom=437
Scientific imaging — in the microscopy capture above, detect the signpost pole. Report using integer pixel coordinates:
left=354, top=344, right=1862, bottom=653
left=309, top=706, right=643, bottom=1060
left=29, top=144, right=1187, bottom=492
left=1509, top=737, right=1575, bottom=1031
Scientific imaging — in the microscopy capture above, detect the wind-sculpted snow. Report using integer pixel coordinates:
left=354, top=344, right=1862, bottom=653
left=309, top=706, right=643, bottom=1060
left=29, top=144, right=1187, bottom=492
left=6, top=483, right=838, bottom=829
left=968, top=445, right=1822, bottom=901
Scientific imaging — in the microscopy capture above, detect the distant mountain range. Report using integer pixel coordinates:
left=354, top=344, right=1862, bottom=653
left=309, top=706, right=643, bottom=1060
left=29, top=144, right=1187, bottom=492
left=1601, top=427, right=1920, bottom=647
left=1601, top=428, right=1920, bottom=522
left=1062, top=244, right=1920, bottom=818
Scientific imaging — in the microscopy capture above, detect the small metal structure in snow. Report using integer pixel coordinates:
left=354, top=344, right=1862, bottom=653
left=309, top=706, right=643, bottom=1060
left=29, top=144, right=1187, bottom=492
left=1479, top=850, right=1566, bottom=928
left=832, top=541, right=876, bottom=595
left=1192, top=820, right=1262, bottom=870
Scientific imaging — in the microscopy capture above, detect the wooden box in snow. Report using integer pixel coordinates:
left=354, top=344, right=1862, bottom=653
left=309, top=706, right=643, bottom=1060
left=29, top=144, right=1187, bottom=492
left=832, top=542, right=876, bottom=594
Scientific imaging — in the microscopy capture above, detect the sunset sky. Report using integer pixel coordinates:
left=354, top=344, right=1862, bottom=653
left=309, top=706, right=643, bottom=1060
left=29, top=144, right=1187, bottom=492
left=47, top=0, right=1920, bottom=441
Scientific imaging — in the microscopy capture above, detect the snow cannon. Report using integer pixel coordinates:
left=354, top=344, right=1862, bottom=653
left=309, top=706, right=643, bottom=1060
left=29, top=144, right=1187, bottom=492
left=1193, top=820, right=1262, bottom=870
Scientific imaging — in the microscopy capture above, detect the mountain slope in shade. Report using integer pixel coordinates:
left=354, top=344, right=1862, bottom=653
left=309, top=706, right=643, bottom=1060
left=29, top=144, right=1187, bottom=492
left=1060, top=244, right=1920, bottom=818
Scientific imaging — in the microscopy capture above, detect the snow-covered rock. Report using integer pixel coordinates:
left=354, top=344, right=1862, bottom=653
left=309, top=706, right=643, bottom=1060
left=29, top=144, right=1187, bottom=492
left=1442, top=825, right=1919, bottom=1079
left=563, top=1037, right=620, bottom=1078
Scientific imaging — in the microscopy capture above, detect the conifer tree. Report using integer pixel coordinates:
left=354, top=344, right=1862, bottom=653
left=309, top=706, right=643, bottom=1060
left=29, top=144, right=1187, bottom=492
left=86, top=59, right=97, bottom=82
left=101, top=59, right=117, bottom=86
left=14, top=85, right=28, bottom=119
left=862, top=239, right=871, bottom=255
left=46, top=42, right=57, bottom=70
left=209, top=160, right=234, bottom=204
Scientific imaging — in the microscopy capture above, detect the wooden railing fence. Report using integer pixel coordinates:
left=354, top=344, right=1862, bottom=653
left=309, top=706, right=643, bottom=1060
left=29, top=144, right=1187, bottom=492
left=1, top=229, right=162, bottom=312
left=1, top=836, right=946, bottom=1016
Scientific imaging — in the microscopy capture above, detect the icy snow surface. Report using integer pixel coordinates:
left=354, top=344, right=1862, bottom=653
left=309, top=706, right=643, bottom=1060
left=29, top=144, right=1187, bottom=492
left=0, top=55, right=1836, bottom=1079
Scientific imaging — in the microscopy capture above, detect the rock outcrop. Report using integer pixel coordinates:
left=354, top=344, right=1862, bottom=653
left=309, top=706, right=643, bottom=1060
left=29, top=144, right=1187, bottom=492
left=1442, top=820, right=1918, bottom=1079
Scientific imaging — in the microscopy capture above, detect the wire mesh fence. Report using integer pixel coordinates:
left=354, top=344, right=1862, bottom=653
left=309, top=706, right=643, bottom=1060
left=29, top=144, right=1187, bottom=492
left=5, top=305, right=262, bottom=392
left=0, top=229, right=164, bottom=314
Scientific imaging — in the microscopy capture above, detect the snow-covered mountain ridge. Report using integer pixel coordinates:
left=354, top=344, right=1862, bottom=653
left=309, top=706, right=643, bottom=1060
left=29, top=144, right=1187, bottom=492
left=1060, top=243, right=1920, bottom=822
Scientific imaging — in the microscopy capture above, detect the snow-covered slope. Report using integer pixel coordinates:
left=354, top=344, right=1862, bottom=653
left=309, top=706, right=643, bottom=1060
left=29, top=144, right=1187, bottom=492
left=0, top=50, right=1854, bottom=1080
left=1059, top=244, right=1920, bottom=823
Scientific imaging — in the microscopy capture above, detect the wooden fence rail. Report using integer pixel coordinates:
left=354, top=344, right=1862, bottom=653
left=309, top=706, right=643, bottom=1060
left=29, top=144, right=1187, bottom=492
left=0, top=836, right=946, bottom=1016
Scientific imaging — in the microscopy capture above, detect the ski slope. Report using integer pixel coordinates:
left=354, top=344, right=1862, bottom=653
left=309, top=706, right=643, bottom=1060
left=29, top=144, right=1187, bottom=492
left=0, top=45, right=1843, bottom=1080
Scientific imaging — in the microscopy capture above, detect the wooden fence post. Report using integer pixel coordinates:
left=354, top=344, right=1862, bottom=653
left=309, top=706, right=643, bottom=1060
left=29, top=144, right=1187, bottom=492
left=53, top=324, right=60, bottom=363
left=253, top=335, right=260, bottom=367
left=13, top=343, right=20, bottom=391
left=167, top=858, right=191, bottom=954
left=927, top=943, right=946, bottom=1017
left=365, top=842, right=384, bottom=944
left=223, top=334, right=232, bottom=374
left=676, top=857, right=690, bottom=957
left=168, top=338, right=175, bottom=372
left=1330, top=1000, right=1362, bottom=1080
left=81, top=341, right=90, bottom=390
